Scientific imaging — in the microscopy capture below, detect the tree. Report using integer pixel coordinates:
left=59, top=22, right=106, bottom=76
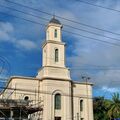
left=93, top=97, right=109, bottom=120
left=107, top=93, right=120, bottom=119
left=93, top=93, right=120, bottom=120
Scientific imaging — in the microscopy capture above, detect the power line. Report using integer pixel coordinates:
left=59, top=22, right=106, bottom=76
left=78, top=0, right=120, bottom=13
left=0, top=58, right=5, bottom=75
left=0, top=10, right=46, bottom=26
left=4, top=0, right=120, bottom=36
left=1, top=4, right=120, bottom=43
left=0, top=46, right=119, bottom=72
left=69, top=62, right=120, bottom=68
left=0, top=4, right=49, bottom=22
left=70, top=66, right=120, bottom=70
left=0, top=86, right=93, bottom=99
left=1, top=11, right=120, bottom=47
left=5, top=57, right=120, bottom=71
left=71, top=68, right=120, bottom=70
left=0, top=56, right=11, bottom=76
left=63, top=30, right=120, bottom=47
left=64, top=24, right=120, bottom=42
left=3, top=64, right=120, bottom=71
left=70, top=64, right=120, bottom=69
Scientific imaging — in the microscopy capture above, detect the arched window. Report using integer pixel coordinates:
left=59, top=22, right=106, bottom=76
left=47, top=31, right=49, bottom=39
left=55, top=93, right=61, bottom=109
left=55, top=49, right=59, bottom=62
left=54, top=29, right=57, bottom=38
left=80, top=100, right=83, bottom=111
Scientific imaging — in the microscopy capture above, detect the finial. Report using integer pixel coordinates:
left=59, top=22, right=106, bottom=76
left=53, top=11, right=55, bottom=18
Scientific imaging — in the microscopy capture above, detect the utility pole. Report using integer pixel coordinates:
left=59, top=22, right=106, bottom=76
left=82, top=76, right=91, bottom=120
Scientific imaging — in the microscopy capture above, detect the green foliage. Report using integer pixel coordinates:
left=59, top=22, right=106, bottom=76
left=93, top=93, right=120, bottom=120
left=107, top=93, right=120, bottom=119
left=93, top=96, right=109, bottom=120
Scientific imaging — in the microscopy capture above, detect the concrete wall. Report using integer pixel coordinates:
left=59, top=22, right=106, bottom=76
left=73, top=82, right=94, bottom=120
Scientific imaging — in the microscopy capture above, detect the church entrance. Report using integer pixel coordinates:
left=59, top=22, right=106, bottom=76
left=55, top=117, right=61, bottom=120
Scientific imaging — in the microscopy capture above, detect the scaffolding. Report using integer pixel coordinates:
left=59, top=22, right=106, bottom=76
left=0, top=99, right=43, bottom=120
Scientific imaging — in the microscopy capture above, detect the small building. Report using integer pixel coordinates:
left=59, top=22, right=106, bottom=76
left=0, top=17, right=94, bottom=120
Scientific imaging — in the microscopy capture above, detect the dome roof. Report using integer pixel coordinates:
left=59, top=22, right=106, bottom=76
left=49, top=17, right=61, bottom=25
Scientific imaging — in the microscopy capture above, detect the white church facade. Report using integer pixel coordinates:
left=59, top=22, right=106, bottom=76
left=0, top=17, right=93, bottom=120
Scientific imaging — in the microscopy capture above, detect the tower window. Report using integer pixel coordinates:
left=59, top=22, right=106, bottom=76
left=55, top=49, right=59, bottom=62
left=54, top=29, right=57, bottom=38
left=47, top=31, right=49, bottom=39
left=80, top=100, right=83, bottom=111
left=55, top=93, right=61, bottom=109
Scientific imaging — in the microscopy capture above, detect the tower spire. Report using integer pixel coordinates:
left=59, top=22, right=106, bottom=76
left=37, top=17, right=70, bottom=80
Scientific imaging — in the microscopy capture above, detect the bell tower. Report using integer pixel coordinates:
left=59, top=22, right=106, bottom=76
left=37, top=17, right=71, bottom=80
left=46, top=16, right=62, bottom=42
left=43, top=17, right=65, bottom=67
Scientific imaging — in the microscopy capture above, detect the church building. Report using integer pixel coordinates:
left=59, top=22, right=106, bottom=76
left=0, top=17, right=93, bottom=120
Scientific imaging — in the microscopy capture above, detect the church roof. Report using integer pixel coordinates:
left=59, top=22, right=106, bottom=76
left=49, top=17, right=61, bottom=25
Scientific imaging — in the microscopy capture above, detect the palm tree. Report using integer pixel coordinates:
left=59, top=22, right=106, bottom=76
left=107, top=93, right=120, bottom=120
left=93, top=97, right=108, bottom=120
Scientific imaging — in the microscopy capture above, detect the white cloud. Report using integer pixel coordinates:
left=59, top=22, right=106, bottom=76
left=93, top=70, right=120, bottom=88
left=12, top=0, right=120, bottom=89
left=0, top=22, right=14, bottom=41
left=16, top=39, right=38, bottom=51
left=0, top=30, right=10, bottom=41
left=102, top=86, right=119, bottom=93
left=68, top=54, right=120, bottom=88
left=1, top=0, right=120, bottom=95
left=0, top=22, right=38, bottom=51
left=0, top=22, right=14, bottom=33
left=65, top=5, right=120, bottom=90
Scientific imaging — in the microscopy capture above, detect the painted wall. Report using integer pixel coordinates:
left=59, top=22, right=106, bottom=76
left=0, top=77, right=93, bottom=120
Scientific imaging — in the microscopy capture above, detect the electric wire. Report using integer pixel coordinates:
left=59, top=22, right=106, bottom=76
left=0, top=10, right=120, bottom=47
left=77, top=0, right=120, bottom=13
left=0, top=0, right=118, bottom=97
left=0, top=55, right=118, bottom=71
left=0, top=57, right=120, bottom=71
left=0, top=56, right=11, bottom=76
left=0, top=58, right=5, bottom=75
left=0, top=54, right=119, bottom=72
left=3, top=0, right=120, bottom=36
left=1, top=4, right=120, bottom=43
left=63, top=30, right=120, bottom=47
left=0, top=86, right=93, bottom=99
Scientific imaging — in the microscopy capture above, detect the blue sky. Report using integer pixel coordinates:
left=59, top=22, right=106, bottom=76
left=0, top=0, right=120, bottom=99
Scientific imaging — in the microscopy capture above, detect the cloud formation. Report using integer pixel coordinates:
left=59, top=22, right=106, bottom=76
left=0, top=22, right=38, bottom=51
left=16, top=39, right=37, bottom=51
left=1, top=0, right=120, bottom=97
left=0, top=22, right=13, bottom=41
